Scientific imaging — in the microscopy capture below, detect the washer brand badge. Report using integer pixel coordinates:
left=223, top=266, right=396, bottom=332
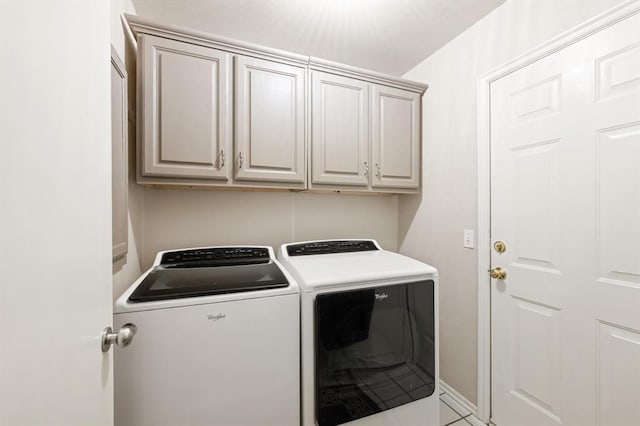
left=207, top=314, right=226, bottom=322
left=375, top=292, right=388, bottom=301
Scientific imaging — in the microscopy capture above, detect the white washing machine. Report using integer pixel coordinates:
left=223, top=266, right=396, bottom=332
left=114, top=246, right=300, bottom=426
left=278, top=239, right=439, bottom=426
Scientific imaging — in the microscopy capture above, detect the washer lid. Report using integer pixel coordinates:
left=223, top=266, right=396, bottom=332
left=128, top=262, right=289, bottom=303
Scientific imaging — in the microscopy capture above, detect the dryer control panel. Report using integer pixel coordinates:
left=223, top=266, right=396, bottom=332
left=287, top=240, right=378, bottom=256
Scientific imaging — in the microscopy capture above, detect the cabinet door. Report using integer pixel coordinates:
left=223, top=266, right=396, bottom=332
left=371, top=85, right=421, bottom=189
left=311, top=71, right=369, bottom=186
left=140, top=35, right=231, bottom=180
left=111, top=47, right=128, bottom=260
left=235, top=56, right=305, bottom=183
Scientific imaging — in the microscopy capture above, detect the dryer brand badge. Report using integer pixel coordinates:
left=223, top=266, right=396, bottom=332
left=207, top=314, right=226, bottom=322
left=375, top=292, right=388, bottom=301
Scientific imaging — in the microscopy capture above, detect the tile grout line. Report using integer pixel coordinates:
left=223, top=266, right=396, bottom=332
left=443, top=417, right=465, bottom=426
left=440, top=395, right=468, bottom=418
left=463, top=412, right=487, bottom=425
left=440, top=391, right=486, bottom=426
left=440, top=395, right=464, bottom=426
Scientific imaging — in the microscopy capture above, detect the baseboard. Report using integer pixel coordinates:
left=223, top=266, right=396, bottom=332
left=439, top=379, right=478, bottom=417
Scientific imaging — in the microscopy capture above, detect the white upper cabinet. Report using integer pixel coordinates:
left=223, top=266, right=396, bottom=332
left=235, top=56, right=306, bottom=184
left=128, top=15, right=426, bottom=193
left=140, top=35, right=231, bottom=180
left=371, top=85, right=421, bottom=189
left=309, top=59, right=424, bottom=192
left=311, top=71, right=370, bottom=187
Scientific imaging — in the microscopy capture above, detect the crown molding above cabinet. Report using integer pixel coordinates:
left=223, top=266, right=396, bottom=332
left=126, top=14, right=427, bottom=194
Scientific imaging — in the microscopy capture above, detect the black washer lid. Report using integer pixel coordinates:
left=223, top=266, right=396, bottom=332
left=128, top=247, right=289, bottom=303
left=129, top=263, right=289, bottom=303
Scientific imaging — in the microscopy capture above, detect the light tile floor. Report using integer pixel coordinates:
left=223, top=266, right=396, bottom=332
left=439, top=389, right=486, bottom=426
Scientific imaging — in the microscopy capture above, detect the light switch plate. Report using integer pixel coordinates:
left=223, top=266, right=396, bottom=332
left=464, top=229, right=475, bottom=249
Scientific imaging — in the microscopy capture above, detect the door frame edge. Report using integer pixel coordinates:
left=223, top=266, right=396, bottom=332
left=475, top=1, right=640, bottom=423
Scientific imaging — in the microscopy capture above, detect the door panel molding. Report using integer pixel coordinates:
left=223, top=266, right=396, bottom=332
left=595, top=123, right=640, bottom=288
left=476, top=1, right=640, bottom=423
left=596, top=320, right=640, bottom=426
left=510, top=296, right=562, bottom=422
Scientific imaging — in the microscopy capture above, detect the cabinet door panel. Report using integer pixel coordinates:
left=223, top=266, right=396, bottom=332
left=372, top=86, right=420, bottom=189
left=235, top=56, right=305, bottom=183
left=111, top=47, right=128, bottom=260
left=141, top=35, right=231, bottom=179
left=311, top=71, right=369, bottom=186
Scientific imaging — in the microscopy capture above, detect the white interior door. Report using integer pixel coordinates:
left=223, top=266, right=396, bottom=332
left=490, top=11, right=640, bottom=426
left=0, top=2, right=114, bottom=425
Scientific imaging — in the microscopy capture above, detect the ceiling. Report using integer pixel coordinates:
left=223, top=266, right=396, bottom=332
left=132, top=0, right=506, bottom=76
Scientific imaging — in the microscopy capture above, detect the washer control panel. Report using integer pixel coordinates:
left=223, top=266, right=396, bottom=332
left=161, top=247, right=270, bottom=267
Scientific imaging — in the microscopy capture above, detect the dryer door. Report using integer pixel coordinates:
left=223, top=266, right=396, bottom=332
left=314, top=280, right=435, bottom=426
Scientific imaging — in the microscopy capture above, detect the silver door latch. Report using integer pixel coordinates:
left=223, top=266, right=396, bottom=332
left=101, top=323, right=137, bottom=352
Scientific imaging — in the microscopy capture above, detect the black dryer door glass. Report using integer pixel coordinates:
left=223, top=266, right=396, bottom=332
left=315, top=280, right=435, bottom=426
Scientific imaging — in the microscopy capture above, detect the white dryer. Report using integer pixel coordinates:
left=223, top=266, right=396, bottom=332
left=278, top=239, right=439, bottom=426
left=114, top=246, right=300, bottom=426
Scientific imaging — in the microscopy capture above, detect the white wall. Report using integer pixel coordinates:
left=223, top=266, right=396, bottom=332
left=139, top=190, right=398, bottom=271
left=111, top=0, right=144, bottom=299
left=398, top=0, right=626, bottom=404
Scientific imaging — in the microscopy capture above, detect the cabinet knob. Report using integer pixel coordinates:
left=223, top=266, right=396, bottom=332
left=375, top=163, right=381, bottom=179
left=219, top=150, right=225, bottom=168
left=237, top=152, right=243, bottom=170
left=363, top=161, right=369, bottom=176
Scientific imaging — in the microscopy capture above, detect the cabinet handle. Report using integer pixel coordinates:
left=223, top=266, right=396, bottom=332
left=219, top=150, right=225, bottom=168
left=375, top=163, right=381, bottom=179
left=363, top=162, right=369, bottom=176
left=237, top=152, right=243, bottom=170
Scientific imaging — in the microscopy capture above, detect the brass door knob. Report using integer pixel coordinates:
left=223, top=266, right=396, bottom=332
left=489, top=267, right=507, bottom=280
